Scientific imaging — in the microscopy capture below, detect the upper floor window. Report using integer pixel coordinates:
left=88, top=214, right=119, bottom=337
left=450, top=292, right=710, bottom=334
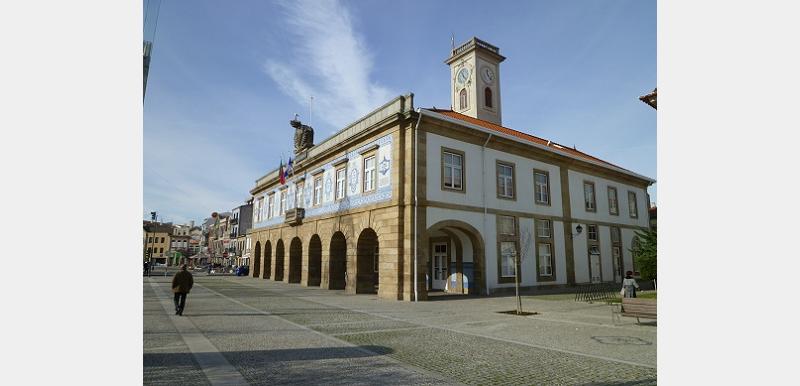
left=534, top=170, right=550, bottom=205
left=538, top=243, right=552, bottom=277
left=295, top=182, right=304, bottom=209
left=608, top=186, right=619, bottom=215
left=484, top=87, right=492, bottom=108
left=279, top=190, right=287, bottom=215
left=500, top=241, right=517, bottom=277
left=496, top=162, right=515, bottom=199
left=611, top=226, right=621, bottom=243
left=363, top=155, right=376, bottom=192
left=335, top=167, right=347, bottom=200
left=628, top=191, right=639, bottom=218
left=442, top=149, right=464, bottom=190
left=313, top=176, right=323, bottom=206
left=459, top=88, right=468, bottom=110
left=583, top=181, right=596, bottom=212
left=267, top=194, right=275, bottom=218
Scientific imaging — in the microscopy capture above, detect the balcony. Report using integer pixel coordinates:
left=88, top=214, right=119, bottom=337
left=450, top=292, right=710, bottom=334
left=284, top=208, right=304, bottom=226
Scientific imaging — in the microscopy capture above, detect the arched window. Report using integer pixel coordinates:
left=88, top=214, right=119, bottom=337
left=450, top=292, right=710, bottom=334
left=459, top=88, right=468, bottom=110
left=484, top=87, right=492, bottom=108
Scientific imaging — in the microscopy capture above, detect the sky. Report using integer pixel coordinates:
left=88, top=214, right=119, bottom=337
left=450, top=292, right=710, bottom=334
left=143, top=0, right=656, bottom=225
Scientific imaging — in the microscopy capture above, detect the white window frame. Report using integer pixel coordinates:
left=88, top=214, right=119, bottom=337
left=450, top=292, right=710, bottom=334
left=335, top=167, right=347, bottom=200
left=313, top=176, right=323, bottom=206
left=608, top=186, right=619, bottom=215
left=587, top=224, right=598, bottom=241
left=443, top=151, right=463, bottom=190
left=500, top=241, right=517, bottom=277
left=295, top=182, right=304, bottom=209
left=534, top=171, right=549, bottom=204
left=279, top=190, right=287, bottom=215
left=584, top=181, right=596, bottom=212
left=497, top=163, right=514, bottom=198
left=363, top=155, right=376, bottom=192
left=536, top=219, right=551, bottom=238
left=538, top=243, right=552, bottom=276
left=628, top=191, right=639, bottom=218
left=267, top=194, right=274, bottom=218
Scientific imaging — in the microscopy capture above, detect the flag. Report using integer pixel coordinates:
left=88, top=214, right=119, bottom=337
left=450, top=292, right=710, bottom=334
left=279, top=159, right=285, bottom=185
left=285, top=157, right=294, bottom=178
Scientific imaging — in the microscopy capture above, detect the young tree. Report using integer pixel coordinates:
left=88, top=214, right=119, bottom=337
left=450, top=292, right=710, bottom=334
left=631, top=229, right=657, bottom=281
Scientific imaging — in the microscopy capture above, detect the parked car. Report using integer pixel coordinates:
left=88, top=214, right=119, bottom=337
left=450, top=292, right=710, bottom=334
left=236, top=265, right=249, bottom=276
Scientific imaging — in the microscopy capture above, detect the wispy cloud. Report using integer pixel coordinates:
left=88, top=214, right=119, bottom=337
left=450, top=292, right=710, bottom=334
left=264, top=0, right=394, bottom=130
left=143, top=124, right=261, bottom=224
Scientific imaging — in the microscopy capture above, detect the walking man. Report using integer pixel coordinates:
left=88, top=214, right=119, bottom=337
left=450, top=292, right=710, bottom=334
left=171, top=264, right=194, bottom=316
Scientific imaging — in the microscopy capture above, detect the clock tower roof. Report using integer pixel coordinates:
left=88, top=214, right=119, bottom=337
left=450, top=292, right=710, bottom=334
left=445, top=37, right=506, bottom=65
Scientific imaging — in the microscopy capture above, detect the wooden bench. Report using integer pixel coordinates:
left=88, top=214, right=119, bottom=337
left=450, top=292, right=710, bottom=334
left=613, top=298, right=656, bottom=324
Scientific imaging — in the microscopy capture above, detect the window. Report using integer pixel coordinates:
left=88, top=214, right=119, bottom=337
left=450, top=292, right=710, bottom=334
left=498, top=215, right=515, bottom=236
left=363, top=155, right=376, bottom=192
left=484, top=87, right=492, bottom=108
left=496, top=162, right=515, bottom=198
left=536, top=219, right=551, bottom=238
left=442, top=149, right=464, bottom=190
left=459, top=88, right=468, bottom=110
left=257, top=197, right=265, bottom=221
left=534, top=170, right=550, bottom=205
left=628, top=191, right=638, bottom=218
left=335, top=168, right=347, bottom=200
left=147, top=247, right=152, bottom=253
left=159, top=248, right=163, bottom=253
left=279, top=190, right=287, bottom=215
left=583, top=181, right=596, bottom=212
left=587, top=224, right=598, bottom=241
left=148, top=237, right=153, bottom=243
left=313, top=176, right=323, bottom=206
left=611, top=226, right=621, bottom=243
left=160, top=237, right=164, bottom=243
left=373, top=245, right=379, bottom=273
left=295, top=182, right=304, bottom=209
left=500, top=241, right=517, bottom=277
left=268, top=194, right=275, bottom=218
left=538, top=243, right=552, bottom=276
left=608, top=186, right=619, bottom=215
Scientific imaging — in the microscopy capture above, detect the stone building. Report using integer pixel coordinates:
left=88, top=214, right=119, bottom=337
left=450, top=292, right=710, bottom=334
left=247, top=37, right=654, bottom=301
left=143, top=221, right=173, bottom=265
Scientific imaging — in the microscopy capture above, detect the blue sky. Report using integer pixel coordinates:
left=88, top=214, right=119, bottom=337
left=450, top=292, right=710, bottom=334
left=144, top=0, right=656, bottom=225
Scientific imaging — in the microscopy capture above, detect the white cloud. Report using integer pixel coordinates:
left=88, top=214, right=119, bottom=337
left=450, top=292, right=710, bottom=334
left=264, top=0, right=394, bottom=130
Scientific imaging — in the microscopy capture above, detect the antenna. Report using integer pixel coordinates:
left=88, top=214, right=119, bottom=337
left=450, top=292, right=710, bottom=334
left=308, top=96, right=314, bottom=126
left=451, top=33, right=455, bottom=50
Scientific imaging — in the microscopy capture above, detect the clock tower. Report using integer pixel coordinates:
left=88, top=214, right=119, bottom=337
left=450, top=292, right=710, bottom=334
left=446, top=37, right=505, bottom=125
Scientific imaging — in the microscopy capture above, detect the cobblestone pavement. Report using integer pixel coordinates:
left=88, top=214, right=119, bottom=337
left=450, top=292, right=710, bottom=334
left=144, top=275, right=656, bottom=385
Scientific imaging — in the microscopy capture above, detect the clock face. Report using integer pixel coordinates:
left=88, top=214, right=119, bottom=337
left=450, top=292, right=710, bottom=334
left=457, top=68, right=470, bottom=84
left=482, top=67, right=495, bottom=83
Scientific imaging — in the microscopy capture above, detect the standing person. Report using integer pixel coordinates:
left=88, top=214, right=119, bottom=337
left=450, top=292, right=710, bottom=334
left=171, top=264, right=194, bottom=316
left=622, top=270, right=640, bottom=298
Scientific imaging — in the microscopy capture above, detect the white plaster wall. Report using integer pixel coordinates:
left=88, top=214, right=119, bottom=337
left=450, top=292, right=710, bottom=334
left=571, top=222, right=590, bottom=283
left=519, top=217, right=536, bottom=286
left=568, top=170, right=649, bottom=228
left=450, top=228, right=474, bottom=263
left=426, top=133, right=563, bottom=218
left=599, top=226, right=613, bottom=282
left=553, top=221, right=568, bottom=285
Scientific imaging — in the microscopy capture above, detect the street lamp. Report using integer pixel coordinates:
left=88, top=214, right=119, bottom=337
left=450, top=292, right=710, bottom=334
left=568, top=224, right=583, bottom=239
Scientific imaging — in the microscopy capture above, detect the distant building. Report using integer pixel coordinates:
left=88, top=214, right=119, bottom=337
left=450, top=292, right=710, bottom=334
left=649, top=206, right=657, bottom=231
left=230, top=200, right=254, bottom=266
left=143, top=220, right=173, bottom=265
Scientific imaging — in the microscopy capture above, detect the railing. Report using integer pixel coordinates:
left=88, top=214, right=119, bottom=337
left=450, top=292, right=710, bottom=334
left=452, top=37, right=500, bottom=57
left=574, top=283, right=620, bottom=303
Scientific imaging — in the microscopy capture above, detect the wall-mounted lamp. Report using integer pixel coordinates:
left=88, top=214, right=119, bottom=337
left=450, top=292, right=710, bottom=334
left=569, top=224, right=583, bottom=239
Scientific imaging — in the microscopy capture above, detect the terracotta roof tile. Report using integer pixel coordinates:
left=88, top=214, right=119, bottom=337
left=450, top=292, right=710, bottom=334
left=425, top=109, right=638, bottom=175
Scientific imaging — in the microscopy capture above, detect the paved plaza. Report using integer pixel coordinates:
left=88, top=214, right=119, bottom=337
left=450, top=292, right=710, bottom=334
left=144, top=274, right=656, bottom=385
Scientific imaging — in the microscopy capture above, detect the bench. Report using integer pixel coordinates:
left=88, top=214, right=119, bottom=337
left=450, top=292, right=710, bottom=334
left=613, top=298, right=656, bottom=325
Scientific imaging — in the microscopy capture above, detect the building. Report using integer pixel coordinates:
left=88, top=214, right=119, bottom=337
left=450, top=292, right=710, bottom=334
left=230, top=200, right=254, bottom=266
left=247, top=37, right=654, bottom=301
left=639, top=88, right=657, bottom=109
left=143, top=221, right=173, bottom=265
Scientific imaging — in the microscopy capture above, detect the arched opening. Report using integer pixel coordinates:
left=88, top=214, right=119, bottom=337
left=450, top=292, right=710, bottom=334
left=308, top=235, right=322, bottom=287
left=426, top=220, right=486, bottom=296
left=459, top=88, right=468, bottom=110
left=484, top=87, right=492, bottom=108
left=288, top=237, right=302, bottom=283
left=329, top=232, right=347, bottom=290
left=274, top=240, right=285, bottom=282
left=252, top=241, right=261, bottom=278
left=263, top=241, right=272, bottom=279
left=356, top=228, right=379, bottom=294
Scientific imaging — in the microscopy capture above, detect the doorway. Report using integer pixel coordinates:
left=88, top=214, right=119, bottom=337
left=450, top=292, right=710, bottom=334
left=431, top=242, right=448, bottom=290
left=589, top=245, right=602, bottom=283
